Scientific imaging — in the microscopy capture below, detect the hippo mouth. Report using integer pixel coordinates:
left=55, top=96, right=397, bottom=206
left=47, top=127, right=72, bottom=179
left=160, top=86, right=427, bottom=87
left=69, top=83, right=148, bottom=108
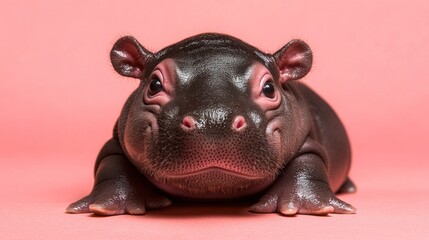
left=168, top=167, right=263, bottom=180
left=148, top=167, right=275, bottom=200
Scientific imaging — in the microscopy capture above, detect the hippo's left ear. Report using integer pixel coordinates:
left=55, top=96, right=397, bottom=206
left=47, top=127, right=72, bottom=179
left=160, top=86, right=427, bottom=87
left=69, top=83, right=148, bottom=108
left=273, top=39, right=312, bottom=82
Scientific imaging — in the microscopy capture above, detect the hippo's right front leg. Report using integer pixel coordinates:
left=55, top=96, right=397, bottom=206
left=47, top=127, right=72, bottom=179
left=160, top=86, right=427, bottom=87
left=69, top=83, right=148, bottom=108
left=66, top=138, right=172, bottom=216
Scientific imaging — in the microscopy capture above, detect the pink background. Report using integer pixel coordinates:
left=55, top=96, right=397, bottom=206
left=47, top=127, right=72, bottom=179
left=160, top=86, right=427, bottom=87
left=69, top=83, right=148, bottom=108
left=1, top=0, right=428, bottom=239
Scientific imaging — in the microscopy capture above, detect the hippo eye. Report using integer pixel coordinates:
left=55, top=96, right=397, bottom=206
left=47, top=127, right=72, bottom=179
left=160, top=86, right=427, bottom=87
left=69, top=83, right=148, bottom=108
left=148, top=77, right=164, bottom=95
left=262, top=81, right=275, bottom=98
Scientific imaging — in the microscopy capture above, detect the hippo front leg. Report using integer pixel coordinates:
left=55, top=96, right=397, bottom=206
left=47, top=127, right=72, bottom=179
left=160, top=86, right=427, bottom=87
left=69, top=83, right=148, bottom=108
left=66, top=139, right=171, bottom=215
left=251, top=153, right=356, bottom=216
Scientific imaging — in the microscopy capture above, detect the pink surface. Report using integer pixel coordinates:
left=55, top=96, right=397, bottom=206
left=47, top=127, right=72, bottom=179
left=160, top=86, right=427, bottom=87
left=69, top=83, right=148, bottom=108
left=1, top=0, right=428, bottom=239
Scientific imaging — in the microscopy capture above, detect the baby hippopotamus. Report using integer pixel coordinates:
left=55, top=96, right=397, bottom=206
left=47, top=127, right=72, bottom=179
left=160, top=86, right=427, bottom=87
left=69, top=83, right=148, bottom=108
left=67, top=33, right=356, bottom=216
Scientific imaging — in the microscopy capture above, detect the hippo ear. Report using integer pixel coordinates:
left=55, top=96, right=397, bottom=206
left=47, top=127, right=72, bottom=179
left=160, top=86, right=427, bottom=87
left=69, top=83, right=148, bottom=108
left=273, top=39, right=312, bottom=82
left=110, top=36, right=153, bottom=79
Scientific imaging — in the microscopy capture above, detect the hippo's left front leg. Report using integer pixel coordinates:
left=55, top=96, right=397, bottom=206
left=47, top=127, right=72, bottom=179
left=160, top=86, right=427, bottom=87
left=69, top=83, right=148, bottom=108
left=250, top=153, right=356, bottom=216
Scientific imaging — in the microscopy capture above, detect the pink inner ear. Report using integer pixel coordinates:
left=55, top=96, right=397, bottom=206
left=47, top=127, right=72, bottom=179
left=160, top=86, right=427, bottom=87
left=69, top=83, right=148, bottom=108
left=122, top=42, right=145, bottom=76
left=278, top=55, right=304, bottom=82
left=113, top=49, right=142, bottom=76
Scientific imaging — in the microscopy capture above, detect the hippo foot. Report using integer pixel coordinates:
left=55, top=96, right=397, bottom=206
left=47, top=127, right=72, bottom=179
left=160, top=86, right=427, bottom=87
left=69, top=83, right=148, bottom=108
left=250, top=178, right=356, bottom=216
left=250, top=153, right=356, bottom=216
left=66, top=177, right=172, bottom=216
left=67, top=154, right=172, bottom=216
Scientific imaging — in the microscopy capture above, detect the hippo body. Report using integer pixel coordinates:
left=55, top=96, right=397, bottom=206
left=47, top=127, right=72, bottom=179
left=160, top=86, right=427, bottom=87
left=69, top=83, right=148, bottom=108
left=67, top=33, right=356, bottom=216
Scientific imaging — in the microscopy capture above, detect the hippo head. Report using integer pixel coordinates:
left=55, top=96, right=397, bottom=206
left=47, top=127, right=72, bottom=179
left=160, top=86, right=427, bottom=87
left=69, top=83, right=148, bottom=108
left=110, top=33, right=312, bottom=200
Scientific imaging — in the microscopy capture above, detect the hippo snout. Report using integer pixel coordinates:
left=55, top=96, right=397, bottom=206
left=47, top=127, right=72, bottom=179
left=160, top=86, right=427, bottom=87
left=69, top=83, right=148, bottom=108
left=180, top=115, right=247, bottom=132
left=178, top=106, right=251, bottom=135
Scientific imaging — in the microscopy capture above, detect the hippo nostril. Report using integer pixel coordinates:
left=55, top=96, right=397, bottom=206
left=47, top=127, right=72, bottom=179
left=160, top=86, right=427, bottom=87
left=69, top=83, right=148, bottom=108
left=232, top=116, right=247, bottom=132
left=181, top=116, right=197, bottom=131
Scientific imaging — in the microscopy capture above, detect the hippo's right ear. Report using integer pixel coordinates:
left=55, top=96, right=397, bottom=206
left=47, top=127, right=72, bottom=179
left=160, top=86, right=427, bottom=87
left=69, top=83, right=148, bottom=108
left=273, top=39, right=312, bottom=83
left=110, top=36, right=153, bottom=79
